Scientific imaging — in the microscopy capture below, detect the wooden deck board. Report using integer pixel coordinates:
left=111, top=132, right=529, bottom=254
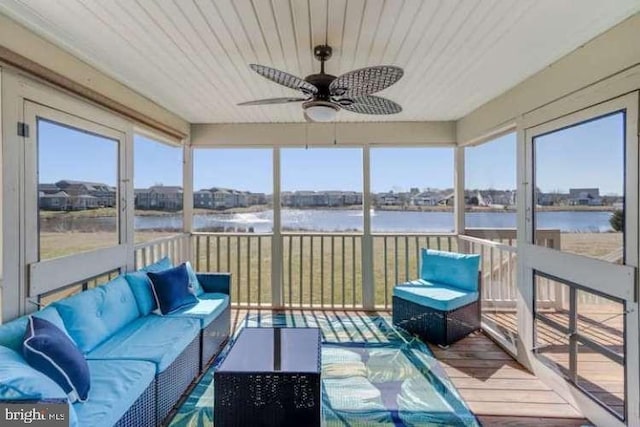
left=231, top=310, right=589, bottom=426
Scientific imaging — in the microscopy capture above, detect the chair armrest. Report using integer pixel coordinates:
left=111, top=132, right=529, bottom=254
left=197, top=273, right=231, bottom=295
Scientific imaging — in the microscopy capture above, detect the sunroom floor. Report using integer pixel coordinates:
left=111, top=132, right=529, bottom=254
left=224, top=310, right=587, bottom=426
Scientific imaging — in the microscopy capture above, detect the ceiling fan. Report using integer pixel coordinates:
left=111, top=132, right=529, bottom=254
left=238, top=45, right=404, bottom=122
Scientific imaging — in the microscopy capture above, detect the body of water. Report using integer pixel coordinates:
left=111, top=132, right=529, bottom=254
left=40, top=209, right=616, bottom=233
left=137, top=209, right=615, bottom=233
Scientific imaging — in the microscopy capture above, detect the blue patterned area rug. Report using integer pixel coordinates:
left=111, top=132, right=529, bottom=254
left=170, top=312, right=479, bottom=426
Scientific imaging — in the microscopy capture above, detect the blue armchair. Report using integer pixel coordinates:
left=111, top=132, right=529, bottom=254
left=392, top=249, right=481, bottom=346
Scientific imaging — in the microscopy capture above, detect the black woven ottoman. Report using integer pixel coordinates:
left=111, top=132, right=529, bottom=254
left=214, top=327, right=321, bottom=427
left=392, top=295, right=480, bottom=346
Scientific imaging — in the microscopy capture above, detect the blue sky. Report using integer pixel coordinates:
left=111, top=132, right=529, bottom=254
left=38, top=113, right=624, bottom=196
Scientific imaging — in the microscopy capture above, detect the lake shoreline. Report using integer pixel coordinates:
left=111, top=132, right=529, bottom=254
left=39, top=204, right=618, bottom=220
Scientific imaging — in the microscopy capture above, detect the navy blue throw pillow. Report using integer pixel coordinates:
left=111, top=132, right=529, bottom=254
left=147, top=263, right=199, bottom=315
left=23, top=316, right=90, bottom=403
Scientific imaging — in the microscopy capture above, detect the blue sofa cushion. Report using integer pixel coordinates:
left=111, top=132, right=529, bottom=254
left=124, top=271, right=157, bottom=316
left=86, top=315, right=200, bottom=373
left=23, top=317, right=90, bottom=403
left=167, top=292, right=229, bottom=328
left=74, top=359, right=155, bottom=427
left=420, top=249, right=480, bottom=292
left=393, top=280, right=479, bottom=312
left=185, top=261, right=204, bottom=296
left=147, top=264, right=198, bottom=315
left=0, top=346, right=78, bottom=426
left=140, top=256, right=172, bottom=273
left=54, top=276, right=140, bottom=353
left=0, top=306, right=71, bottom=353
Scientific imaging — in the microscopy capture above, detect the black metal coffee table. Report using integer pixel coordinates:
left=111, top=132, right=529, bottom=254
left=214, top=327, right=322, bottom=427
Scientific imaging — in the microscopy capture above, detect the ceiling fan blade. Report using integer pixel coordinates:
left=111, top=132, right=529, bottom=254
left=341, top=95, right=402, bottom=115
left=249, top=64, right=318, bottom=94
left=237, top=97, right=308, bottom=106
left=330, top=65, right=404, bottom=97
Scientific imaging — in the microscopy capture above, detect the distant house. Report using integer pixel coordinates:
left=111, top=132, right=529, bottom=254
left=39, top=191, right=70, bottom=210
left=56, top=179, right=116, bottom=207
left=569, top=188, right=601, bottom=206
left=411, top=191, right=439, bottom=206
left=377, top=192, right=401, bottom=206
left=194, top=190, right=213, bottom=208
left=149, top=185, right=183, bottom=211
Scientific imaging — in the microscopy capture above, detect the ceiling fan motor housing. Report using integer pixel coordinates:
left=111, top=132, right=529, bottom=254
left=303, top=73, right=336, bottom=100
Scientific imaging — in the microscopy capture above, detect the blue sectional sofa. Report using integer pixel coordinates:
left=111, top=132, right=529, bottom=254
left=0, top=257, right=231, bottom=427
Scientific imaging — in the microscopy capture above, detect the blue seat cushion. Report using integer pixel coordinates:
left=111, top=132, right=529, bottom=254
left=86, top=315, right=200, bottom=373
left=393, top=280, right=479, bottom=312
left=0, top=346, right=78, bottom=427
left=0, top=306, right=72, bottom=353
left=73, top=359, right=155, bottom=427
left=54, top=276, right=140, bottom=353
left=420, top=249, right=480, bottom=293
left=147, top=264, right=199, bottom=315
left=166, top=292, right=229, bottom=328
left=23, top=317, right=90, bottom=403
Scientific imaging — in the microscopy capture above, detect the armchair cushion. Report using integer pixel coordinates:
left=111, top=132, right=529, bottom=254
left=393, top=280, right=478, bottom=312
left=420, top=249, right=480, bottom=293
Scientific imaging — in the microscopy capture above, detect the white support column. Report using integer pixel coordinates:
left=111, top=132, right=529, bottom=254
left=362, top=145, right=374, bottom=309
left=1, top=70, right=24, bottom=320
left=454, top=147, right=466, bottom=251
left=123, top=128, right=135, bottom=271
left=271, top=147, right=283, bottom=308
left=516, top=117, right=532, bottom=366
left=182, top=141, right=194, bottom=263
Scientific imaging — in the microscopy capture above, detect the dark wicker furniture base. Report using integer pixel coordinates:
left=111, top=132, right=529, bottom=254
left=201, top=306, right=231, bottom=371
left=215, top=372, right=321, bottom=427
left=392, top=295, right=480, bottom=346
left=114, top=379, right=157, bottom=427
left=214, top=328, right=322, bottom=427
left=157, top=334, right=200, bottom=423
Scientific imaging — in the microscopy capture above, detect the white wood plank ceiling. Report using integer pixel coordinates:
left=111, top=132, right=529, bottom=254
left=1, top=0, right=639, bottom=123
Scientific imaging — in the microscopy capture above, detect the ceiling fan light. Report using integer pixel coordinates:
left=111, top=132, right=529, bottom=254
left=303, top=101, right=339, bottom=122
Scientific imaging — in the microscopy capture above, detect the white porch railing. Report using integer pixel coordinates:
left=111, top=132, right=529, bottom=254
left=192, top=233, right=272, bottom=307
left=134, top=233, right=191, bottom=270
left=139, top=230, right=568, bottom=315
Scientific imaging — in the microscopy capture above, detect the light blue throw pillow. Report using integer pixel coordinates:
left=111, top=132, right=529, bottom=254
left=420, top=249, right=480, bottom=292
left=184, top=261, right=204, bottom=297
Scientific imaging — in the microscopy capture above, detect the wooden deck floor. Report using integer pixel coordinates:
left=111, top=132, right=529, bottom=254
left=230, top=309, right=588, bottom=426
left=485, top=307, right=625, bottom=420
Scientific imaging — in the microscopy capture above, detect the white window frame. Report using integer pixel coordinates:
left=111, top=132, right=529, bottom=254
left=520, top=92, right=639, bottom=427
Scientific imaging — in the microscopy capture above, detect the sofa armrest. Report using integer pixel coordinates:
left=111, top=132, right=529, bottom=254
left=197, top=273, right=231, bottom=295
